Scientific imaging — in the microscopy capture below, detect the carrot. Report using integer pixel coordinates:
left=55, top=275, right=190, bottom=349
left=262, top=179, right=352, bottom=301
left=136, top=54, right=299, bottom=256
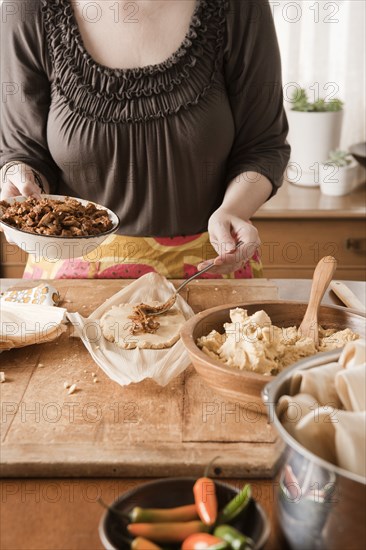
left=127, top=521, right=209, bottom=543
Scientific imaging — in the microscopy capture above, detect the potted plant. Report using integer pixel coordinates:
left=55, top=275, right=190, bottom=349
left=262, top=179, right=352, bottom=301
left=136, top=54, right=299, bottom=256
left=319, top=149, right=359, bottom=196
left=287, top=88, right=344, bottom=187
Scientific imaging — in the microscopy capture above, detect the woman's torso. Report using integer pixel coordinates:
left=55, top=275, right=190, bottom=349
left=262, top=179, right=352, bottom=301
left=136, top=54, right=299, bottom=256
left=42, top=0, right=235, bottom=237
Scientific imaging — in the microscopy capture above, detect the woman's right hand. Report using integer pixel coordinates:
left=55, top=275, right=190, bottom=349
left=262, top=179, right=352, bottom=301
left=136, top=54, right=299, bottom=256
left=0, top=162, right=48, bottom=200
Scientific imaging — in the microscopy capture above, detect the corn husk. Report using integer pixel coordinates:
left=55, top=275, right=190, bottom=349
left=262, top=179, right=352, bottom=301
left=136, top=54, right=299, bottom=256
left=67, top=273, right=194, bottom=386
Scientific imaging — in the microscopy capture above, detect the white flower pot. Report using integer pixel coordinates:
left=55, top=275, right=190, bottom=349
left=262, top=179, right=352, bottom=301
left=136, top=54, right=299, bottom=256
left=286, top=110, right=344, bottom=187
left=319, top=159, right=359, bottom=196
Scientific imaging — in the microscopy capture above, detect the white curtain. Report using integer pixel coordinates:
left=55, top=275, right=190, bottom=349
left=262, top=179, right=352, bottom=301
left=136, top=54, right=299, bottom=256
left=273, top=0, right=366, bottom=148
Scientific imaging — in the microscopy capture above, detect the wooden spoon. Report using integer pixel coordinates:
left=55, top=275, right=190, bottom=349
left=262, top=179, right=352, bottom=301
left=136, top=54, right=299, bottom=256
left=299, top=256, right=337, bottom=345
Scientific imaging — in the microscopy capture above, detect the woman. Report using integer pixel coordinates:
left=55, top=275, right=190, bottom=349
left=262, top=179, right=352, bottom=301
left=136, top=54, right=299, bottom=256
left=0, top=0, right=290, bottom=279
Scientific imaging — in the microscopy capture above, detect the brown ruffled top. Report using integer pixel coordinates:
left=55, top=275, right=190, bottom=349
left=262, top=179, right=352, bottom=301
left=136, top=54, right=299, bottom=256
left=42, top=0, right=227, bottom=123
left=1, top=0, right=290, bottom=237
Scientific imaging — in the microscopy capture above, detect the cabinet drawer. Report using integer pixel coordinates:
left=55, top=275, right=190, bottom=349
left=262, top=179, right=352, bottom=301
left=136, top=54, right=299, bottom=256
left=255, top=219, right=366, bottom=280
left=1, top=221, right=365, bottom=280
left=0, top=233, right=28, bottom=278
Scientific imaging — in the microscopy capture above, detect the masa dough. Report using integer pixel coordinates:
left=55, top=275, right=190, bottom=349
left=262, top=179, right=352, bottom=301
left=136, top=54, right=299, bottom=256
left=197, top=308, right=359, bottom=375
left=100, top=302, right=186, bottom=349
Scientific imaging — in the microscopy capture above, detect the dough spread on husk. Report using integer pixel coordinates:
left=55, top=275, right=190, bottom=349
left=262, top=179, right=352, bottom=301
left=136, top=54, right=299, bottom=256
left=101, top=301, right=185, bottom=349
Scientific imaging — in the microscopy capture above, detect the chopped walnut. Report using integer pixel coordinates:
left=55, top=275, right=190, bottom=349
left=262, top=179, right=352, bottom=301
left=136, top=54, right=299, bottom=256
left=0, top=196, right=113, bottom=237
left=127, top=295, right=176, bottom=335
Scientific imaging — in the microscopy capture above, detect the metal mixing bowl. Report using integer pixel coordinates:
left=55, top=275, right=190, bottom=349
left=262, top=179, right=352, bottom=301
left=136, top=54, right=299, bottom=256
left=349, top=142, right=366, bottom=168
left=262, top=350, right=366, bottom=550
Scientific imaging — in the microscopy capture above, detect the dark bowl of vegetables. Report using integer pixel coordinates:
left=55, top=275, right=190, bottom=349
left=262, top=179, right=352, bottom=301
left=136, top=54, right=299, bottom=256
left=99, top=477, right=270, bottom=550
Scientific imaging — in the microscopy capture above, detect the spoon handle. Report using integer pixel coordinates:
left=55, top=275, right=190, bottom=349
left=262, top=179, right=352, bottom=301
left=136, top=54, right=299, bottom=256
left=299, top=256, right=337, bottom=341
left=175, top=241, right=244, bottom=295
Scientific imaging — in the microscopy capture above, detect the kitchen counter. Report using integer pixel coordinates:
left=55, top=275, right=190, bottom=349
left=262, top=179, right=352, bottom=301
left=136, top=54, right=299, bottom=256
left=0, top=278, right=364, bottom=550
left=254, top=178, right=366, bottom=219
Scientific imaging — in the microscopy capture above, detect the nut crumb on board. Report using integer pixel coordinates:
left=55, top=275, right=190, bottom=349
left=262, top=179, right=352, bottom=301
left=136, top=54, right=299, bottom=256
left=38, top=363, right=44, bottom=368
left=68, top=384, right=77, bottom=395
left=93, top=378, right=98, bottom=383
left=63, top=382, right=70, bottom=389
left=0, top=372, right=6, bottom=383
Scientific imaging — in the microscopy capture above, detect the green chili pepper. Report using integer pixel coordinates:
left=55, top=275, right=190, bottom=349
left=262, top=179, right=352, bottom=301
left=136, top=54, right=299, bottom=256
left=98, top=498, right=198, bottom=524
left=127, top=521, right=210, bottom=543
left=131, top=537, right=162, bottom=550
left=213, top=526, right=253, bottom=550
left=218, top=485, right=251, bottom=524
left=130, top=504, right=199, bottom=523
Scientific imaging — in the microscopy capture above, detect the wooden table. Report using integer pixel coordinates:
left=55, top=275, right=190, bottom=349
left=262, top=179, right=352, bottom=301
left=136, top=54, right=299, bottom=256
left=0, top=477, right=288, bottom=550
left=1, top=278, right=365, bottom=550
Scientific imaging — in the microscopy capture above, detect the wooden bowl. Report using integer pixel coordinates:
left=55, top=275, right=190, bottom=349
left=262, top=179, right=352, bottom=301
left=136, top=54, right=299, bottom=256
left=180, top=301, right=365, bottom=412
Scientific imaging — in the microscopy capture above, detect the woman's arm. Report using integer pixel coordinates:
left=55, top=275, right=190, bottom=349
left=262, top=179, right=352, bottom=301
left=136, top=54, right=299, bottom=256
left=198, top=172, right=271, bottom=271
left=203, top=0, right=290, bottom=273
left=0, top=0, right=58, bottom=199
left=1, top=162, right=50, bottom=199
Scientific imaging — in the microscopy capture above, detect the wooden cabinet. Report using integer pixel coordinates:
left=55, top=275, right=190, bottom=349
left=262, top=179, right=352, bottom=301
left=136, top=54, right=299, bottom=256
left=0, top=232, right=28, bottom=278
left=255, top=218, right=366, bottom=280
left=253, top=180, right=366, bottom=281
left=1, top=180, right=365, bottom=280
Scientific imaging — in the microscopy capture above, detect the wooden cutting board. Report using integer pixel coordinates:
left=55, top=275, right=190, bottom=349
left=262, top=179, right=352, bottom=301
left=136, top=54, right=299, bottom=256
left=0, top=279, right=284, bottom=478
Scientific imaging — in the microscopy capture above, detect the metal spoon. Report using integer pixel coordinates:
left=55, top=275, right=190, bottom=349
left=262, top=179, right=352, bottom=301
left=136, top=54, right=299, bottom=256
left=150, top=240, right=244, bottom=316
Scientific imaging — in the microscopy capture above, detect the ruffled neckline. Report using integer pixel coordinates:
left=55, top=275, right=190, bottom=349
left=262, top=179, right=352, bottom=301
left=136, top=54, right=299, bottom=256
left=66, top=0, right=204, bottom=78
left=41, top=0, right=229, bottom=123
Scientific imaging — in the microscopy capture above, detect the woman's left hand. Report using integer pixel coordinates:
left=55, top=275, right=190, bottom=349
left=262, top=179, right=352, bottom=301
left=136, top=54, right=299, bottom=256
left=198, top=207, right=261, bottom=274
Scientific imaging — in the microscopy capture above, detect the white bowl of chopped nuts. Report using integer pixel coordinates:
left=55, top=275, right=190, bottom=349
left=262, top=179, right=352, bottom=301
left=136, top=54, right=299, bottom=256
left=0, top=195, right=120, bottom=260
